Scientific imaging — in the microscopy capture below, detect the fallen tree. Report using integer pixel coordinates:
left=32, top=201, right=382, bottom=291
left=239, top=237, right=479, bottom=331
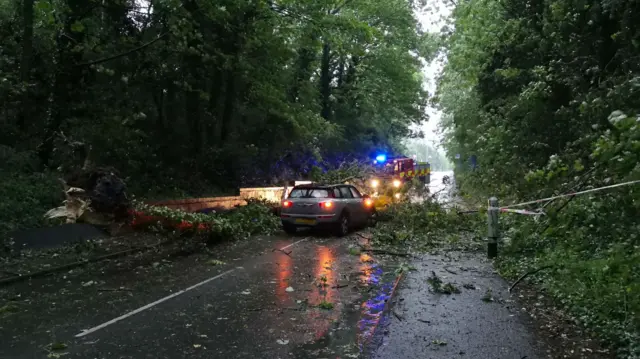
left=43, top=134, right=131, bottom=232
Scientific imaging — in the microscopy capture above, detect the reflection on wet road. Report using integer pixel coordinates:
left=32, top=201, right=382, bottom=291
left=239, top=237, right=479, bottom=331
left=0, top=233, right=405, bottom=359
left=275, top=245, right=293, bottom=304
left=307, top=245, right=338, bottom=341
left=356, top=253, right=401, bottom=353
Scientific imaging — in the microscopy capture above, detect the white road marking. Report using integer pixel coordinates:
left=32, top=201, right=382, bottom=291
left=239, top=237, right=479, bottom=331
left=75, top=268, right=237, bottom=338
left=75, top=238, right=307, bottom=338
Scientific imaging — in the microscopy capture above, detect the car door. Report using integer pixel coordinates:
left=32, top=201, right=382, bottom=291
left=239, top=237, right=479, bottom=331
left=348, top=186, right=367, bottom=225
left=338, top=186, right=357, bottom=222
left=332, top=187, right=345, bottom=215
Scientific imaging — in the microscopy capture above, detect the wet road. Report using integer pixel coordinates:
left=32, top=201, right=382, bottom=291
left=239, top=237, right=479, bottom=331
left=0, top=234, right=404, bottom=359
left=372, top=252, right=545, bottom=359
left=372, top=171, right=547, bottom=359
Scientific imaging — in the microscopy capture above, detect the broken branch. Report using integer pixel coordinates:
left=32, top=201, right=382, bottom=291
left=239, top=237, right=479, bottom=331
left=444, top=266, right=457, bottom=275
left=272, top=248, right=292, bottom=256
left=509, top=265, right=554, bottom=292
left=392, top=310, right=404, bottom=321
left=75, top=32, right=169, bottom=67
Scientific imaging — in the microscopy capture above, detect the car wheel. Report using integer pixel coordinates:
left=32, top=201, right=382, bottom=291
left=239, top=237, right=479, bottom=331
left=335, top=212, right=350, bottom=237
left=283, top=223, right=297, bottom=235
left=368, top=210, right=378, bottom=228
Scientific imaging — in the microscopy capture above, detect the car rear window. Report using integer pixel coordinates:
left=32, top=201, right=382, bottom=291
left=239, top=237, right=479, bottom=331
left=289, top=188, right=331, bottom=198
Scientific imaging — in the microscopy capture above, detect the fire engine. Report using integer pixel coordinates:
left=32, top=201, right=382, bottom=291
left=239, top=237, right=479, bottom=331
left=367, top=154, right=430, bottom=206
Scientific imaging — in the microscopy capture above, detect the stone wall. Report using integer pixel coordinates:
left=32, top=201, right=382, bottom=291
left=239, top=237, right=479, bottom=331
left=147, top=196, right=247, bottom=212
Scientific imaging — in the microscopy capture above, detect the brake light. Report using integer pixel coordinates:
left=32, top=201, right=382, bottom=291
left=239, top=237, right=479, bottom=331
left=319, top=201, right=333, bottom=209
left=282, top=200, right=292, bottom=208
left=364, top=198, right=374, bottom=207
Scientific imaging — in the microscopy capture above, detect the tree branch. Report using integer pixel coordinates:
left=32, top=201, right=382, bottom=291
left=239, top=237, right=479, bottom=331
left=74, top=32, right=169, bottom=67
left=331, top=0, right=354, bottom=15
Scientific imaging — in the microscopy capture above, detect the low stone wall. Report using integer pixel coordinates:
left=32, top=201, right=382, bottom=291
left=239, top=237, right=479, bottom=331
left=239, top=187, right=286, bottom=203
left=147, top=196, right=247, bottom=212
left=147, top=186, right=293, bottom=212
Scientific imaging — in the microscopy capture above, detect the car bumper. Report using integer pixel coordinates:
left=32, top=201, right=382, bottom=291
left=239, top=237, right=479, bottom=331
left=280, top=214, right=338, bottom=227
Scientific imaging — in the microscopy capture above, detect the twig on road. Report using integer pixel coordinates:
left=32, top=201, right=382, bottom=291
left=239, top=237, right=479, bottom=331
left=272, top=248, right=292, bottom=256
left=362, top=249, right=411, bottom=257
left=1, top=270, right=20, bottom=277
left=509, top=265, right=555, bottom=292
left=97, top=288, right=133, bottom=292
left=444, top=266, right=458, bottom=275
left=392, top=310, right=404, bottom=321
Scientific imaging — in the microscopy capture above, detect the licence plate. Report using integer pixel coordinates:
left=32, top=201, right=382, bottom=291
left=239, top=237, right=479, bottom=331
left=295, top=218, right=317, bottom=225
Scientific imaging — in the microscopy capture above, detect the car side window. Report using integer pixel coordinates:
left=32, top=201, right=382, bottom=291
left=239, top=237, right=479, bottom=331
left=333, top=188, right=342, bottom=198
left=349, top=186, right=362, bottom=198
left=339, top=186, right=353, bottom=198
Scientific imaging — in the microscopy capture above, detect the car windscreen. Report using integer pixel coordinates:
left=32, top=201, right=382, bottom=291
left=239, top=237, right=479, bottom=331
left=288, top=188, right=331, bottom=198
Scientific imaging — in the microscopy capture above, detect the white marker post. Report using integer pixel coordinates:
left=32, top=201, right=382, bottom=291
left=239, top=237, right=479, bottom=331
left=487, top=197, right=499, bottom=258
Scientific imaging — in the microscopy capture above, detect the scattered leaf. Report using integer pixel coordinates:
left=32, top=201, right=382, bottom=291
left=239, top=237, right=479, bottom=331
left=318, top=300, right=334, bottom=310
left=49, top=342, right=67, bottom=351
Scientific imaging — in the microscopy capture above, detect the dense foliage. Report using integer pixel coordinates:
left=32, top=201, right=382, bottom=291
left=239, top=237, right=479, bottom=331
left=437, top=0, right=640, bottom=355
left=0, top=0, right=434, bottom=235
left=371, top=199, right=484, bottom=252
left=132, top=199, right=281, bottom=241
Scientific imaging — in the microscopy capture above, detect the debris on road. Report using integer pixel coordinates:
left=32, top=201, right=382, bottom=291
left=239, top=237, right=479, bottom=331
left=207, top=259, right=226, bottom=266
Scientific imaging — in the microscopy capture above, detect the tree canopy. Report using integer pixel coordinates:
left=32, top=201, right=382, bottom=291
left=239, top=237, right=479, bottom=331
left=0, top=0, right=434, bottom=193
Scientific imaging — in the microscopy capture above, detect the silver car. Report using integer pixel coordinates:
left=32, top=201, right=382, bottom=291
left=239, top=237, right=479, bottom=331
left=280, top=184, right=376, bottom=236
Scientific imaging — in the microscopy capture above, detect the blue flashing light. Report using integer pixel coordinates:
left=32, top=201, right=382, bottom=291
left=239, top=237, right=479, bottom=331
left=375, top=154, right=387, bottom=163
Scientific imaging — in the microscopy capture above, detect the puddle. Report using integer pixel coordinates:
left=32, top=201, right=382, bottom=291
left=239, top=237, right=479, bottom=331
left=291, top=253, right=402, bottom=358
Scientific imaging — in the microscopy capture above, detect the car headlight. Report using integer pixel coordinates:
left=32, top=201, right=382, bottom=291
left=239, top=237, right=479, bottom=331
left=370, top=179, right=379, bottom=188
left=393, top=179, right=402, bottom=188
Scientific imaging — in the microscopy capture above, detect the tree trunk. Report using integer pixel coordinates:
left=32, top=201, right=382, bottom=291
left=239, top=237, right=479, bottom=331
left=319, top=42, right=332, bottom=120
left=220, top=69, right=236, bottom=144
left=206, top=70, right=223, bottom=145
left=17, top=0, right=34, bottom=131
left=38, top=34, right=78, bottom=168
left=289, top=32, right=318, bottom=103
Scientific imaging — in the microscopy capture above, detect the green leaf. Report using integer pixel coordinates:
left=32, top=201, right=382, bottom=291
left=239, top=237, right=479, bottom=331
left=70, top=21, right=84, bottom=33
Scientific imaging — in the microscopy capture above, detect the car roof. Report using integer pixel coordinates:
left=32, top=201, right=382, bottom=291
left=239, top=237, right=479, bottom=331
left=292, top=183, right=349, bottom=189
